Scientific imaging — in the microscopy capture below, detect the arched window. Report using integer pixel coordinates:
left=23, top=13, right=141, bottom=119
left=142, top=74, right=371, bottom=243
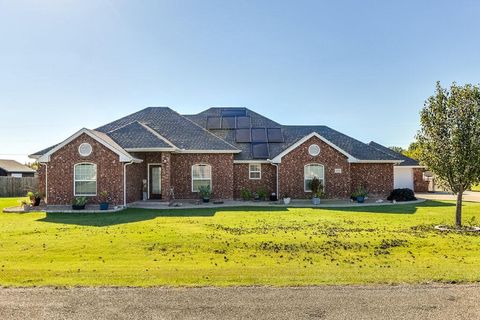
left=74, top=163, right=97, bottom=196
left=192, top=164, right=212, bottom=192
left=304, top=164, right=325, bottom=192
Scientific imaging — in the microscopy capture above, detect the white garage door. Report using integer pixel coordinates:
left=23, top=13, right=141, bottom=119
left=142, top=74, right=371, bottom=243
left=394, top=167, right=414, bottom=190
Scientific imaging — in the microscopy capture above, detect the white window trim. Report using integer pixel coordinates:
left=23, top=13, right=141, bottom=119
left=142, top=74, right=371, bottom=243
left=74, top=162, right=97, bottom=196
left=191, top=164, right=212, bottom=193
left=249, top=163, right=262, bottom=180
left=304, top=163, right=325, bottom=192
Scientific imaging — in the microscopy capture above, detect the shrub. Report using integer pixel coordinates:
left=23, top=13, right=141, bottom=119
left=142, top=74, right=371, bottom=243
left=199, top=185, right=212, bottom=199
left=387, top=188, right=416, bottom=202
left=256, top=187, right=268, bottom=200
left=240, top=188, right=252, bottom=201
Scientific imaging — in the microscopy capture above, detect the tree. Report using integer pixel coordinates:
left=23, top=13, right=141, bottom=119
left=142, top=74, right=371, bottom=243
left=403, top=142, right=422, bottom=161
left=417, top=82, right=480, bottom=227
left=389, top=146, right=405, bottom=154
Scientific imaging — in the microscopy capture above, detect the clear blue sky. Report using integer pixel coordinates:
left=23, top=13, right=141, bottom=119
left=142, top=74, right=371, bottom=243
left=1, top=0, right=479, bottom=163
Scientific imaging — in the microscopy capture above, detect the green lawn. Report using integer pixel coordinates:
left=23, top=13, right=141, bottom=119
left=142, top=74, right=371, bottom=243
left=1, top=197, right=480, bottom=287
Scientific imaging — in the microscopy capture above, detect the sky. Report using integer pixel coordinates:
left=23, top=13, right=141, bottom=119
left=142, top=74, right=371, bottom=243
left=1, top=0, right=479, bottom=163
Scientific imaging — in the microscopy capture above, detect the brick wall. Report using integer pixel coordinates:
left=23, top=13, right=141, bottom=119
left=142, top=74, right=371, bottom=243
left=41, top=133, right=124, bottom=205
left=233, top=163, right=277, bottom=199
left=170, top=153, right=234, bottom=200
left=278, top=136, right=351, bottom=199
left=350, top=163, right=394, bottom=197
left=413, top=168, right=429, bottom=192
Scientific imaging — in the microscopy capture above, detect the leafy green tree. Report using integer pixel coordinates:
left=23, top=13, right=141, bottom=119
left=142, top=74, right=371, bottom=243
left=417, top=82, right=480, bottom=226
left=389, top=146, right=405, bottom=154
left=403, top=142, right=422, bottom=161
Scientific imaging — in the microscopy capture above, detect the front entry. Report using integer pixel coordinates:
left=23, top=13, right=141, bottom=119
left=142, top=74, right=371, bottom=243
left=149, top=165, right=162, bottom=199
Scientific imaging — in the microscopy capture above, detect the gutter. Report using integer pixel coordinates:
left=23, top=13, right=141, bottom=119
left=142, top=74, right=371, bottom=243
left=123, top=161, right=134, bottom=207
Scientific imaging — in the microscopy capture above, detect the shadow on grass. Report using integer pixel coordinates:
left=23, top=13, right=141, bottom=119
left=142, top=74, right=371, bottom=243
left=37, top=206, right=290, bottom=227
left=37, top=201, right=456, bottom=227
left=309, top=200, right=455, bottom=215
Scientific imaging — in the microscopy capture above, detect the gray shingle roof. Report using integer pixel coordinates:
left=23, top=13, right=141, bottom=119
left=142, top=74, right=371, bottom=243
left=187, top=108, right=399, bottom=161
left=107, top=121, right=173, bottom=149
left=271, top=126, right=398, bottom=161
left=96, top=107, right=239, bottom=151
left=0, top=159, right=36, bottom=173
left=368, top=141, right=420, bottom=166
left=31, top=106, right=402, bottom=163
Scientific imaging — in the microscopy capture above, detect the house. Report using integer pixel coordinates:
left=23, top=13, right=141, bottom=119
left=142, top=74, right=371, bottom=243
left=368, top=142, right=429, bottom=192
left=0, top=159, right=36, bottom=178
left=30, top=107, right=424, bottom=206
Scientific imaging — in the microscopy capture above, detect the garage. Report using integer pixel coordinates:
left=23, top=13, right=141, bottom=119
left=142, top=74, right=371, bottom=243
left=394, top=167, right=414, bottom=190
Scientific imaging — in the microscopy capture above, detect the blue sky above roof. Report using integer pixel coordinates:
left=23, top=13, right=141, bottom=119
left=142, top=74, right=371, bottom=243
left=1, top=1, right=479, bottom=163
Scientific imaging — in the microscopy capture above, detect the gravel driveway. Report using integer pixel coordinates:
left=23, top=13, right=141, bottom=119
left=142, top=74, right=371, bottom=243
left=0, top=285, right=479, bottom=320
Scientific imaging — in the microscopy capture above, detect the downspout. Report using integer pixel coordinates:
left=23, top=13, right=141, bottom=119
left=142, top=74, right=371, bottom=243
left=268, top=160, right=279, bottom=200
left=39, top=163, right=48, bottom=204
left=123, top=161, right=134, bottom=208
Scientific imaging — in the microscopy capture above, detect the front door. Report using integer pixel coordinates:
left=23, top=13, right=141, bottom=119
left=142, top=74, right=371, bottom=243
left=149, top=165, right=162, bottom=199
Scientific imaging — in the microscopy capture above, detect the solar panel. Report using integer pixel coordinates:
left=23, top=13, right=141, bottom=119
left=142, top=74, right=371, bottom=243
left=251, top=128, right=267, bottom=142
left=252, top=143, right=269, bottom=159
left=267, top=128, right=283, bottom=142
left=206, top=117, right=221, bottom=129
left=235, top=129, right=251, bottom=142
left=222, top=116, right=236, bottom=129
left=236, top=116, right=251, bottom=128
left=221, top=108, right=247, bottom=117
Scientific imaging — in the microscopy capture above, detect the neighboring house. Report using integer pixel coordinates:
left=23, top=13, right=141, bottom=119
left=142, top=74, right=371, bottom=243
left=0, top=159, right=36, bottom=178
left=368, top=142, right=429, bottom=192
left=30, top=107, right=422, bottom=206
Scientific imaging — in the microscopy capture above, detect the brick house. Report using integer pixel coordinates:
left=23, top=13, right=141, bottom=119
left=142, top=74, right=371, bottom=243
left=30, top=107, right=425, bottom=206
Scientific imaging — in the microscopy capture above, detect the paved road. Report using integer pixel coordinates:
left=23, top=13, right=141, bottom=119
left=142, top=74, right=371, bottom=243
left=0, top=285, right=479, bottom=320
left=417, top=191, right=480, bottom=202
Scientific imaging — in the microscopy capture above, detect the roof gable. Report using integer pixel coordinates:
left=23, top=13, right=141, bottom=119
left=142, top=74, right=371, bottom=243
left=96, top=107, right=239, bottom=152
left=35, top=128, right=140, bottom=163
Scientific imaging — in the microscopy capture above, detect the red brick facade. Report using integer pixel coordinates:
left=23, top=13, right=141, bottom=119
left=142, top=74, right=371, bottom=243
left=38, top=133, right=124, bottom=205
left=278, top=136, right=352, bottom=199
left=233, top=163, right=277, bottom=199
left=39, top=133, right=398, bottom=205
left=413, top=168, right=429, bottom=192
left=350, top=163, right=394, bottom=197
left=170, top=153, right=234, bottom=200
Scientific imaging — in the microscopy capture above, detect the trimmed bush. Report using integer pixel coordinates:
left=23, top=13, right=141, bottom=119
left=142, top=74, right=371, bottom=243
left=387, top=188, right=416, bottom=202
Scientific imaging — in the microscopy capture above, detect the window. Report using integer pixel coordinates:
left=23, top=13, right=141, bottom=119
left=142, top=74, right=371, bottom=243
left=192, top=164, right=212, bottom=192
left=78, top=143, right=93, bottom=157
left=74, top=163, right=97, bottom=196
left=249, top=164, right=261, bottom=180
left=11, top=173, right=22, bottom=178
left=308, top=144, right=320, bottom=156
left=304, top=164, right=324, bottom=192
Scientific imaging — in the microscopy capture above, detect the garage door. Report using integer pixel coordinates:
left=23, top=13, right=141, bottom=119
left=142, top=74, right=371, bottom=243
left=394, top=167, right=414, bottom=190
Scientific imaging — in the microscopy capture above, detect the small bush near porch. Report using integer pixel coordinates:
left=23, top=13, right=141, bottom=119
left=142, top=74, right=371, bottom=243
left=1, top=198, right=480, bottom=287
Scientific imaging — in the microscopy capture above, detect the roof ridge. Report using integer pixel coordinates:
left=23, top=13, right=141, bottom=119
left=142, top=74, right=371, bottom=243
left=137, top=122, right=178, bottom=148
left=173, top=109, right=241, bottom=151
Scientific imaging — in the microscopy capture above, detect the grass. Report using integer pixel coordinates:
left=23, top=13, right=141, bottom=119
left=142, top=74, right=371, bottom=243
left=1, top=197, right=480, bottom=287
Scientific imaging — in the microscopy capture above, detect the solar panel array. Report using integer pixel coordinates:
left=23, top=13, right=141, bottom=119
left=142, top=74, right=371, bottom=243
left=252, top=143, right=269, bottom=159
left=205, top=108, right=284, bottom=159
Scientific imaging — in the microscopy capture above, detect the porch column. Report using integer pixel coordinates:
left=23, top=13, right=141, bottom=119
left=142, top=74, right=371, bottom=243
left=161, top=153, right=172, bottom=201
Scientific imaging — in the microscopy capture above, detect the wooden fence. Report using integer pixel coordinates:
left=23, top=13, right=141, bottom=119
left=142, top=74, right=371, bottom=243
left=0, top=176, right=38, bottom=197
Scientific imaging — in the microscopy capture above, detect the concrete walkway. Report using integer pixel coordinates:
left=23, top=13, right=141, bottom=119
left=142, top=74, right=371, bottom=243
left=128, top=198, right=425, bottom=210
left=416, top=191, right=480, bottom=202
left=0, top=285, right=479, bottom=320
